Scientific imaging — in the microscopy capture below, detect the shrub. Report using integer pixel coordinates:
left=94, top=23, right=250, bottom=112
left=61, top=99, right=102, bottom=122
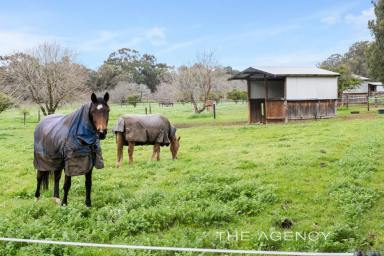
left=227, top=89, right=247, bottom=103
left=0, top=92, right=13, bottom=113
left=127, top=95, right=140, bottom=107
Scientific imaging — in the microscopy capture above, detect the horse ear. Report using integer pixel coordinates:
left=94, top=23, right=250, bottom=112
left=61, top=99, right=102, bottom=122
left=178, top=136, right=181, bottom=142
left=91, top=93, right=97, bottom=103
left=104, top=92, right=109, bottom=103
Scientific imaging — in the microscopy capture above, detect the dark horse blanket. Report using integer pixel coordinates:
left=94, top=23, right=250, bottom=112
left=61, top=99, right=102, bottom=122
left=34, top=103, right=104, bottom=176
left=113, top=114, right=176, bottom=146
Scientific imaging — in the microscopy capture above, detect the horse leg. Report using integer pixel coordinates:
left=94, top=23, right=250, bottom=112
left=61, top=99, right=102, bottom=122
left=128, top=142, right=135, bottom=165
left=152, top=144, right=157, bottom=160
left=116, top=132, right=124, bottom=168
left=53, top=169, right=62, bottom=204
left=61, top=175, right=71, bottom=206
left=156, top=144, right=160, bottom=161
left=85, top=169, right=93, bottom=207
left=34, top=170, right=44, bottom=201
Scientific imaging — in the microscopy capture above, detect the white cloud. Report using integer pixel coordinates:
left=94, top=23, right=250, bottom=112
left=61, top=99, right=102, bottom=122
left=320, top=7, right=374, bottom=28
left=156, top=36, right=208, bottom=55
left=77, top=30, right=121, bottom=52
left=77, top=26, right=167, bottom=53
left=145, top=27, right=167, bottom=46
left=345, top=7, right=374, bottom=28
left=321, top=15, right=340, bottom=25
left=0, top=29, right=61, bottom=55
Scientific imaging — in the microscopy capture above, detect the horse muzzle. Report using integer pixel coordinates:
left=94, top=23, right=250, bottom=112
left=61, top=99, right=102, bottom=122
left=97, top=129, right=107, bottom=140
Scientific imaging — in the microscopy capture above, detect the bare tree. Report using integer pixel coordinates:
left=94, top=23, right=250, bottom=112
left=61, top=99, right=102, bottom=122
left=175, top=51, right=222, bottom=113
left=153, top=81, right=178, bottom=103
left=0, top=42, right=89, bottom=115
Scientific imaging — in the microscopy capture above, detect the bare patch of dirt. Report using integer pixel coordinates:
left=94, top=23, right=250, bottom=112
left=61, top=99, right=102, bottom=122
left=174, top=113, right=382, bottom=129
left=337, top=113, right=379, bottom=121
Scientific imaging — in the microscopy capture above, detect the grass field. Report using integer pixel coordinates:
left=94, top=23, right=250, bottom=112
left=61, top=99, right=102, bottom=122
left=0, top=102, right=384, bottom=255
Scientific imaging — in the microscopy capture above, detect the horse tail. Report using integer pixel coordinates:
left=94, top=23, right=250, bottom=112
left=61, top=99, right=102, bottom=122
left=41, top=171, right=54, bottom=190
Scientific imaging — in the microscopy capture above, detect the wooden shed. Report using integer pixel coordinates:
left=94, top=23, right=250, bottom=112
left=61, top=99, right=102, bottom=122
left=229, top=67, right=339, bottom=123
left=343, top=75, right=384, bottom=96
left=341, top=75, right=384, bottom=104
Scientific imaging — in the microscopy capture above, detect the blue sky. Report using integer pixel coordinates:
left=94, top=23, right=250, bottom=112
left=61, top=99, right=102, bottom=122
left=0, top=0, right=374, bottom=70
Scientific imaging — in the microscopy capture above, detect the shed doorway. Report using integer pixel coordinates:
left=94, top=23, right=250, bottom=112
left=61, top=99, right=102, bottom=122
left=249, top=99, right=265, bottom=123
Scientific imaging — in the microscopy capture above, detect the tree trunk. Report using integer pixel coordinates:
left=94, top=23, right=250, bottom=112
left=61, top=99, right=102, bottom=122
left=191, top=95, right=206, bottom=113
left=40, top=106, right=47, bottom=116
left=47, top=108, right=55, bottom=115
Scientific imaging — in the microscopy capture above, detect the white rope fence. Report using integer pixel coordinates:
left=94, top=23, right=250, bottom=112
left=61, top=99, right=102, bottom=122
left=0, top=237, right=354, bottom=256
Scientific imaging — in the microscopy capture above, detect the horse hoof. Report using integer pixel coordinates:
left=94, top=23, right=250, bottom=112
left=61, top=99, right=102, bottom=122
left=34, top=197, right=39, bottom=202
left=52, top=197, right=61, bottom=205
left=116, top=162, right=122, bottom=168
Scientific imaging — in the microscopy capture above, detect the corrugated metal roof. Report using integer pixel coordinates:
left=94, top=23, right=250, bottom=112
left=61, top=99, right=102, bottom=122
left=252, top=67, right=339, bottom=76
left=353, top=74, right=370, bottom=81
left=368, top=81, right=383, bottom=86
left=229, top=66, right=339, bottom=80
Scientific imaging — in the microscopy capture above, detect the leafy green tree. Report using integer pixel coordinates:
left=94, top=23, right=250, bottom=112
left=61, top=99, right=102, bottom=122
left=0, top=92, right=13, bottom=114
left=318, top=41, right=370, bottom=80
left=367, top=0, right=384, bottom=82
left=319, top=57, right=360, bottom=96
left=90, top=48, right=170, bottom=95
left=227, top=89, right=247, bottom=103
left=344, top=41, right=370, bottom=77
left=87, top=64, right=120, bottom=92
left=127, top=95, right=140, bottom=107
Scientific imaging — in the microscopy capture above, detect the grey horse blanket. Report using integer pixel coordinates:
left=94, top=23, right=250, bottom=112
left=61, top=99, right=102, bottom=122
left=113, top=114, right=176, bottom=146
left=34, top=103, right=104, bottom=176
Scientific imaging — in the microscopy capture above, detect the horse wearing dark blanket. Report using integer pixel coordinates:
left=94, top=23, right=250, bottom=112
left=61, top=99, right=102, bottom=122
left=33, top=93, right=110, bottom=206
left=113, top=114, right=180, bottom=166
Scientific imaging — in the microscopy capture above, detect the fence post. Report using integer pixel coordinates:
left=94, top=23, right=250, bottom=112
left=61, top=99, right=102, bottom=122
left=145, top=107, right=148, bottom=115
left=346, top=94, right=349, bottom=109
left=213, top=102, right=216, bottom=119
left=367, top=96, right=370, bottom=111
left=149, top=104, right=152, bottom=114
left=38, top=109, right=41, bottom=122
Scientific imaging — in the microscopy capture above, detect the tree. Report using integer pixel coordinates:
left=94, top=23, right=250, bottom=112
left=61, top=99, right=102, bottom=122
left=127, top=95, right=141, bottom=107
left=90, top=48, right=170, bottom=96
left=175, top=51, right=223, bottom=113
left=227, top=89, right=247, bottom=103
left=319, top=58, right=360, bottom=96
left=318, top=41, right=370, bottom=80
left=0, top=92, right=12, bottom=114
left=344, top=41, right=370, bottom=77
left=367, top=0, right=384, bottom=82
left=87, top=64, right=120, bottom=92
left=0, top=43, right=89, bottom=115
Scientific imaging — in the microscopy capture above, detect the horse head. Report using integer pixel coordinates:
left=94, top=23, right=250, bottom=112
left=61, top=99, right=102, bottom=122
left=90, top=92, right=110, bottom=140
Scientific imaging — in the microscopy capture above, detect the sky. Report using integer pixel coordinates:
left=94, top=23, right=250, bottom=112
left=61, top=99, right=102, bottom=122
left=0, top=0, right=375, bottom=70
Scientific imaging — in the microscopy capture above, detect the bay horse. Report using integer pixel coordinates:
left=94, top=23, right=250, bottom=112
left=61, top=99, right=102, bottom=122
left=113, top=114, right=180, bottom=166
left=33, top=92, right=110, bottom=207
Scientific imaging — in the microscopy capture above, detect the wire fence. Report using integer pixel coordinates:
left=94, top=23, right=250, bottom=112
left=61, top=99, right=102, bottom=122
left=340, top=94, right=384, bottom=110
left=0, top=237, right=358, bottom=256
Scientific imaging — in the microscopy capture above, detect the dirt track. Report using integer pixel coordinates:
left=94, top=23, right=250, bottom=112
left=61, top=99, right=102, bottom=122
left=174, top=112, right=382, bottom=128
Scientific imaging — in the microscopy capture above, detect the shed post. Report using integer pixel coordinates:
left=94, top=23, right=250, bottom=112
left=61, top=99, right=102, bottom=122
left=368, top=84, right=371, bottom=111
left=284, top=77, right=288, bottom=123
left=264, top=75, right=268, bottom=124
left=247, top=79, right=251, bottom=123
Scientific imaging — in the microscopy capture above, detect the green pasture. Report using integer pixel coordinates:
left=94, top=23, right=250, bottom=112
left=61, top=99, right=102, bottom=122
left=0, top=102, right=384, bottom=255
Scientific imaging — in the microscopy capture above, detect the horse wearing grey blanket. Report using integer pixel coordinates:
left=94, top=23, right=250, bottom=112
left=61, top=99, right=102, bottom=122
left=113, top=114, right=180, bottom=166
